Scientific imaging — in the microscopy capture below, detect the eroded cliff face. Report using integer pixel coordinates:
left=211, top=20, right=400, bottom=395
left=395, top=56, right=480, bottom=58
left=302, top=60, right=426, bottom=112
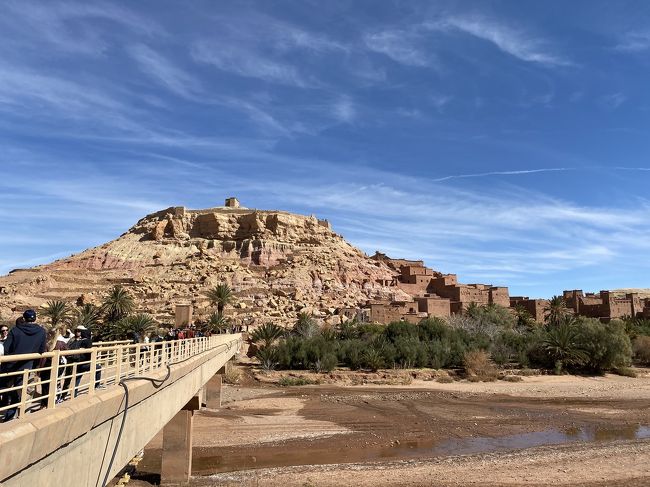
left=0, top=205, right=407, bottom=326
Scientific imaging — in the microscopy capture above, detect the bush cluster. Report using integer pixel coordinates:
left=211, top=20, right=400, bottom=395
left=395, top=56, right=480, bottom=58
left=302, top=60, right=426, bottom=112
left=251, top=305, right=641, bottom=375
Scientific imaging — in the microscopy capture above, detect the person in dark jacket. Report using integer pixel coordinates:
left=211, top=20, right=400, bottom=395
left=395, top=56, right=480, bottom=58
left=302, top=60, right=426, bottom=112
left=68, top=327, right=101, bottom=397
left=0, top=310, right=47, bottom=421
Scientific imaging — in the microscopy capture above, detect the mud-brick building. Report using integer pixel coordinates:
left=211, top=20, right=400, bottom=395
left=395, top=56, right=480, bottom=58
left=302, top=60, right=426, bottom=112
left=509, top=296, right=549, bottom=322
left=563, top=290, right=647, bottom=321
left=367, top=256, right=510, bottom=323
left=369, top=299, right=426, bottom=324
left=415, top=295, right=451, bottom=317
left=428, top=274, right=510, bottom=313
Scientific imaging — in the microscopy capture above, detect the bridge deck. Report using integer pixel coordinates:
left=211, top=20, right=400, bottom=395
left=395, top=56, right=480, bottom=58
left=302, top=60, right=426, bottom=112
left=0, top=334, right=242, bottom=486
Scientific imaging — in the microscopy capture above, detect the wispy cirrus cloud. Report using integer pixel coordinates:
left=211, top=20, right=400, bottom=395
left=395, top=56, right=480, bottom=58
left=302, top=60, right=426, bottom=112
left=364, top=29, right=431, bottom=67
left=1, top=1, right=161, bottom=56
left=431, top=167, right=576, bottom=183
left=599, top=92, right=627, bottom=109
left=615, top=31, right=650, bottom=52
left=128, top=44, right=202, bottom=99
left=332, top=96, right=356, bottom=123
left=191, top=42, right=311, bottom=87
left=428, top=15, right=571, bottom=67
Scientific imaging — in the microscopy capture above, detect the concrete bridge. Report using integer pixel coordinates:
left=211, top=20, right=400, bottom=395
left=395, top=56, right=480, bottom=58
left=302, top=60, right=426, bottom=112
left=0, top=334, right=242, bottom=486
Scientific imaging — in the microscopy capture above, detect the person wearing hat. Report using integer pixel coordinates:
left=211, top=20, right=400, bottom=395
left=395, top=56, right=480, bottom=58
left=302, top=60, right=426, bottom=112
left=0, top=310, right=47, bottom=422
left=65, top=325, right=101, bottom=398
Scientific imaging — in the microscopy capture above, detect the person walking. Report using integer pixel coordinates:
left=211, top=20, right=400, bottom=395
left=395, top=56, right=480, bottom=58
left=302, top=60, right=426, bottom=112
left=0, top=323, right=9, bottom=408
left=0, top=324, right=9, bottom=356
left=69, top=327, right=101, bottom=397
left=0, top=310, right=47, bottom=421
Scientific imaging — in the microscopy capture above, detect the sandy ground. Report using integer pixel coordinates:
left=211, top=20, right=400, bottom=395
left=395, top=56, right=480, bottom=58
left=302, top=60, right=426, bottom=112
left=136, top=369, right=650, bottom=486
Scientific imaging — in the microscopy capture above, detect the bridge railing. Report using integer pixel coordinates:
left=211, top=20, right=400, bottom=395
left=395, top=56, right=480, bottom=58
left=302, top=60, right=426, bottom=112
left=0, top=335, right=240, bottom=421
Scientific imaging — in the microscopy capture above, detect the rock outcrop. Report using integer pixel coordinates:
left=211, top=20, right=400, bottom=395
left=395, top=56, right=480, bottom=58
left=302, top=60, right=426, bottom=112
left=0, top=202, right=408, bottom=326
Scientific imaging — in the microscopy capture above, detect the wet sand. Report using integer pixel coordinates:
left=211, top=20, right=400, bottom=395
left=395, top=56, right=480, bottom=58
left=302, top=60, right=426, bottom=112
left=136, top=369, right=650, bottom=486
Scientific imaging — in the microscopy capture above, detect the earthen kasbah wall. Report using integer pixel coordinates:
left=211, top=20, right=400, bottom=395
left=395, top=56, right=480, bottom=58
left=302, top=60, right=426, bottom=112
left=368, top=258, right=511, bottom=323
left=560, top=289, right=647, bottom=321
left=510, top=296, right=548, bottom=322
left=367, top=256, right=650, bottom=325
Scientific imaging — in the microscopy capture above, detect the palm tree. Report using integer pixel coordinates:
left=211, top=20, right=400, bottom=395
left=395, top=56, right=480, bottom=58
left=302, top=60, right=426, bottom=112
left=544, top=295, right=571, bottom=328
left=207, top=283, right=234, bottom=315
left=206, top=311, right=232, bottom=334
left=514, top=305, right=535, bottom=329
left=293, top=312, right=320, bottom=338
left=41, top=300, right=71, bottom=327
left=107, top=313, right=157, bottom=340
left=102, top=285, right=135, bottom=323
left=70, top=304, right=102, bottom=331
left=465, top=302, right=481, bottom=319
left=251, top=323, right=285, bottom=350
left=542, top=318, right=587, bottom=373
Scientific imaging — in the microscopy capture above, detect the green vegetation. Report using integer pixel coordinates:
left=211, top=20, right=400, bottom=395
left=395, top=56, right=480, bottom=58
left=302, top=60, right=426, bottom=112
left=252, top=303, right=643, bottom=376
left=250, top=323, right=285, bottom=349
left=207, top=283, right=234, bottom=315
left=41, top=300, right=71, bottom=327
left=105, top=313, right=157, bottom=340
left=278, top=376, right=320, bottom=386
left=206, top=311, right=232, bottom=334
left=102, top=285, right=135, bottom=323
left=39, top=286, right=157, bottom=341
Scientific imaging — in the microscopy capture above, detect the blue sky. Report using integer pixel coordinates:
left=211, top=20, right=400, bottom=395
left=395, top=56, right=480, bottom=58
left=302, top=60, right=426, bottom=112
left=1, top=0, right=650, bottom=298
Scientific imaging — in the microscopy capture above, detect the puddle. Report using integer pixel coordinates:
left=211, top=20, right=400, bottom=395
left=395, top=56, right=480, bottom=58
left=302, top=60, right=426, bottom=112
left=429, top=424, right=650, bottom=457
left=197, top=424, right=650, bottom=474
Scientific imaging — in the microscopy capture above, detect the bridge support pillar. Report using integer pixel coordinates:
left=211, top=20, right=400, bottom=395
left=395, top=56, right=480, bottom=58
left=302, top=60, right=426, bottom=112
left=161, top=409, right=194, bottom=485
left=204, top=366, right=225, bottom=409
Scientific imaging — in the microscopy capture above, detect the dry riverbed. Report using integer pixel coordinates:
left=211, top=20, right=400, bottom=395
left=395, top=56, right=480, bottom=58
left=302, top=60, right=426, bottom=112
left=136, top=368, right=650, bottom=486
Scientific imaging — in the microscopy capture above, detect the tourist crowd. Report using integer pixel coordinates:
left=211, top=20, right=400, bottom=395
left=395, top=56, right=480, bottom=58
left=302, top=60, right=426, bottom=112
left=0, top=309, right=102, bottom=422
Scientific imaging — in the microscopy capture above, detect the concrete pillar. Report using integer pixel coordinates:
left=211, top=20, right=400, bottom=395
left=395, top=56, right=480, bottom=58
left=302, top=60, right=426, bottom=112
left=161, top=410, right=194, bottom=485
left=204, top=367, right=225, bottom=409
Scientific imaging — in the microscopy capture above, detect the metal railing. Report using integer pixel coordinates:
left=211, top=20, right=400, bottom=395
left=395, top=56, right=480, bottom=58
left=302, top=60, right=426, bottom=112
left=0, top=335, right=241, bottom=421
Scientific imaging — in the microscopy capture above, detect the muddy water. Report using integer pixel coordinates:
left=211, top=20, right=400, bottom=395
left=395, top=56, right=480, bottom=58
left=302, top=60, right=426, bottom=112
left=194, top=424, right=650, bottom=473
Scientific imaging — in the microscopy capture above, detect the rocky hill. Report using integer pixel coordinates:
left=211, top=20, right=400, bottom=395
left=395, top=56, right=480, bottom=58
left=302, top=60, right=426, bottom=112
left=0, top=201, right=409, bottom=326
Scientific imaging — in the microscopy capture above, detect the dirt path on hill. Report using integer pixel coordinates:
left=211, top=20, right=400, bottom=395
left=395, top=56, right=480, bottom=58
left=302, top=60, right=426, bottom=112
left=135, top=371, right=650, bottom=486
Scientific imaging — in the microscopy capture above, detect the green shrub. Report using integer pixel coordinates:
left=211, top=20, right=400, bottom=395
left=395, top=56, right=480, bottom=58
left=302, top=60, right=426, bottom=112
left=362, top=348, right=384, bottom=371
left=575, top=319, right=632, bottom=373
left=338, top=339, right=365, bottom=370
left=312, top=353, right=338, bottom=373
left=633, top=335, right=650, bottom=365
left=293, top=313, right=320, bottom=338
left=256, top=346, right=279, bottom=371
left=383, top=321, right=418, bottom=342
left=278, top=376, right=320, bottom=386
left=613, top=367, right=637, bottom=378
left=338, top=319, right=360, bottom=340
left=393, top=337, right=427, bottom=368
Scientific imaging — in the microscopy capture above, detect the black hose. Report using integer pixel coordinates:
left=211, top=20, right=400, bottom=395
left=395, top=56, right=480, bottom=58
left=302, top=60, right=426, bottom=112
left=100, top=340, right=237, bottom=487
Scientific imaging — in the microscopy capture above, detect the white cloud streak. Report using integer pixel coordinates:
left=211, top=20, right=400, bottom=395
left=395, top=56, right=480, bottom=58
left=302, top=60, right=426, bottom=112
left=191, top=42, right=311, bottom=87
left=364, top=30, right=431, bottom=67
left=429, top=16, right=571, bottom=67
left=128, top=44, right=202, bottom=99
left=431, top=167, right=576, bottom=182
